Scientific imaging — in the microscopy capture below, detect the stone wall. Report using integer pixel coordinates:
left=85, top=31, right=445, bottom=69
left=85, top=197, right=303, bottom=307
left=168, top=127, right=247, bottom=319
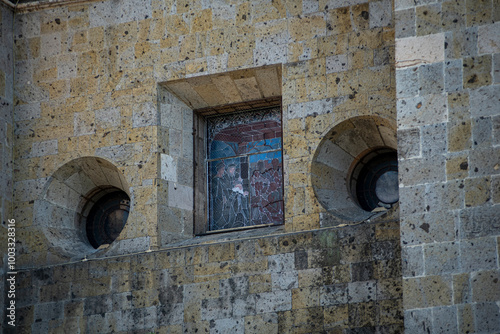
left=8, top=222, right=403, bottom=333
left=0, top=2, right=14, bottom=324
left=395, top=0, right=500, bottom=332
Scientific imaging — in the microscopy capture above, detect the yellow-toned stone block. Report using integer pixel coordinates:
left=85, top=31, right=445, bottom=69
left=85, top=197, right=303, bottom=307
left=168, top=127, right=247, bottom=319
left=191, top=9, right=213, bottom=33
left=251, top=0, right=286, bottom=23
left=325, top=7, right=351, bottom=35
left=208, top=243, right=235, bottom=263
left=289, top=14, right=326, bottom=42
left=292, top=287, right=320, bottom=309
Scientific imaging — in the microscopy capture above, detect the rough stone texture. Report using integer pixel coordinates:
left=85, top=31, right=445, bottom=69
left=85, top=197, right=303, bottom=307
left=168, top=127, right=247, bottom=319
left=5, top=224, right=403, bottom=333
left=1, top=0, right=498, bottom=332
left=396, top=0, right=500, bottom=331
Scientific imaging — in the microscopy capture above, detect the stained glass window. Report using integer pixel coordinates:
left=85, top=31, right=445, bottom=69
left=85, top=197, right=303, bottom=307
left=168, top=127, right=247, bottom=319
left=207, top=107, right=283, bottom=231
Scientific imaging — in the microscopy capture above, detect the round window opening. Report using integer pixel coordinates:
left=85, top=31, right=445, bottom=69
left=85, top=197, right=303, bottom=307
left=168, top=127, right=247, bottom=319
left=350, top=149, right=399, bottom=212
left=85, top=190, right=130, bottom=249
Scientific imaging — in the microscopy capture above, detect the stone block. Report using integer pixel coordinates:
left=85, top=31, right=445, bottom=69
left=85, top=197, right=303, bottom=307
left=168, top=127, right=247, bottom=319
left=255, top=290, right=292, bottom=314
left=463, top=55, right=492, bottom=89
left=416, top=3, right=442, bottom=36
left=470, top=84, right=500, bottom=118
left=448, top=120, right=472, bottom=152
left=348, top=280, right=377, bottom=303
left=494, top=53, right=500, bottom=83
left=469, top=146, right=500, bottom=177
left=459, top=205, right=500, bottom=239
left=396, top=67, right=418, bottom=98
left=432, top=306, right=458, bottom=333
left=458, top=304, right=475, bottom=334
left=348, top=301, right=376, bottom=328
left=464, top=176, right=490, bottom=207
left=320, top=284, right=348, bottom=306
left=201, top=297, right=233, bottom=321
left=423, top=242, right=459, bottom=275
left=401, top=245, right=424, bottom=278
left=471, top=270, right=500, bottom=302
left=326, top=54, right=349, bottom=73
left=31, top=139, right=58, bottom=157
left=398, top=155, right=446, bottom=186
left=403, top=276, right=452, bottom=309
left=287, top=98, right=333, bottom=120
left=397, top=93, right=448, bottom=129
left=268, top=252, right=295, bottom=273
left=132, top=102, right=158, bottom=128
left=400, top=211, right=457, bottom=246
left=421, top=122, right=447, bottom=157
left=324, top=304, right=349, bottom=329
left=370, top=0, right=392, bottom=29
left=444, top=59, right=463, bottom=92
left=459, top=237, right=498, bottom=272
left=292, top=286, right=320, bottom=309
left=167, top=182, right=193, bottom=211
left=474, top=303, right=500, bottom=332
left=396, top=33, right=445, bottom=68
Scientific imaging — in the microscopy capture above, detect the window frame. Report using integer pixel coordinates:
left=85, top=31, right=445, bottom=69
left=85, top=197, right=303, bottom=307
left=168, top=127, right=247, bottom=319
left=193, top=98, right=284, bottom=235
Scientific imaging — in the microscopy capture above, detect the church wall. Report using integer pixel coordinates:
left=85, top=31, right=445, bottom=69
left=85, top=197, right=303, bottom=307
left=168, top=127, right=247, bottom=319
left=0, top=2, right=14, bottom=326
left=395, top=0, right=500, bottom=332
left=2, top=0, right=408, bottom=332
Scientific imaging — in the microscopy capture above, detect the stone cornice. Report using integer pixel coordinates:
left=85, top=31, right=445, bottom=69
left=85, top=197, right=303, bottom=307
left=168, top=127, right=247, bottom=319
left=1, top=0, right=101, bottom=13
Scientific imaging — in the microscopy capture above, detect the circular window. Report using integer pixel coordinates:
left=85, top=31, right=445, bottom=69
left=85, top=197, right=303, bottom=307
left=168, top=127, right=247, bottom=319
left=86, top=190, right=130, bottom=249
left=311, top=116, right=399, bottom=223
left=350, top=150, right=398, bottom=211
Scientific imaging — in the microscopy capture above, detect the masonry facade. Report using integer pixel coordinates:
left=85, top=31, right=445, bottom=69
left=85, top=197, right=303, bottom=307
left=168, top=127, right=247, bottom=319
left=0, top=0, right=498, bottom=333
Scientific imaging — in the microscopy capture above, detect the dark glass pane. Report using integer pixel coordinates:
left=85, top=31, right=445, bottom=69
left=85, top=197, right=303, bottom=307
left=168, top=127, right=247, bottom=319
left=207, top=107, right=283, bottom=231
left=208, top=108, right=281, bottom=160
left=248, top=152, right=283, bottom=226
left=208, top=158, right=250, bottom=231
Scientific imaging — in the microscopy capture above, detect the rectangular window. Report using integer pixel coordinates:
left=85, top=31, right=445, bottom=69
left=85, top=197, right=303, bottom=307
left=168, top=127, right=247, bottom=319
left=206, top=107, right=283, bottom=231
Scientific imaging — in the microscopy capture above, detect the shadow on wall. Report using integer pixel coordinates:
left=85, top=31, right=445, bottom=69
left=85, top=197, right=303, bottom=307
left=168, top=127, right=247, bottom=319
left=34, top=156, right=130, bottom=260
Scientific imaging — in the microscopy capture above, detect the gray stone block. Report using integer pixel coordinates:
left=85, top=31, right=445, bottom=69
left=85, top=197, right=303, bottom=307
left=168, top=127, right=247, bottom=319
left=397, top=93, right=448, bottom=129
left=271, top=271, right=298, bottom=290
left=255, top=290, right=292, bottom=313
left=474, top=303, right=500, bottom=332
left=268, top=252, right=295, bottom=273
left=404, top=309, right=433, bottom=333
left=31, top=139, right=58, bottom=157
left=421, top=122, right=447, bottom=157
left=400, top=211, right=457, bottom=246
left=432, top=306, right=458, bottom=333
left=424, top=242, right=459, bottom=275
left=445, top=59, right=463, bottom=92
left=210, top=317, right=245, bottom=334
left=219, top=277, right=249, bottom=297
left=398, top=155, right=446, bottom=186
left=370, top=0, right=392, bottom=28
left=470, top=85, right=500, bottom=118
left=95, top=107, right=121, bottom=129
left=320, top=284, right=347, bottom=306
left=471, top=270, right=500, bottom=303
left=401, top=245, right=424, bottom=278
left=459, top=237, right=498, bottom=272
left=397, top=127, right=421, bottom=159
left=494, top=53, right=500, bottom=84
left=419, top=62, right=444, bottom=95
left=472, top=116, right=493, bottom=148
left=396, top=67, right=419, bottom=98
left=202, top=297, right=233, bottom=321
left=348, top=280, right=377, bottom=303
left=469, top=146, right=500, bottom=177
left=132, top=102, right=158, bottom=128
left=287, top=98, right=333, bottom=119
left=478, top=22, right=500, bottom=55
left=157, top=303, right=184, bottom=326
left=459, top=206, right=500, bottom=239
